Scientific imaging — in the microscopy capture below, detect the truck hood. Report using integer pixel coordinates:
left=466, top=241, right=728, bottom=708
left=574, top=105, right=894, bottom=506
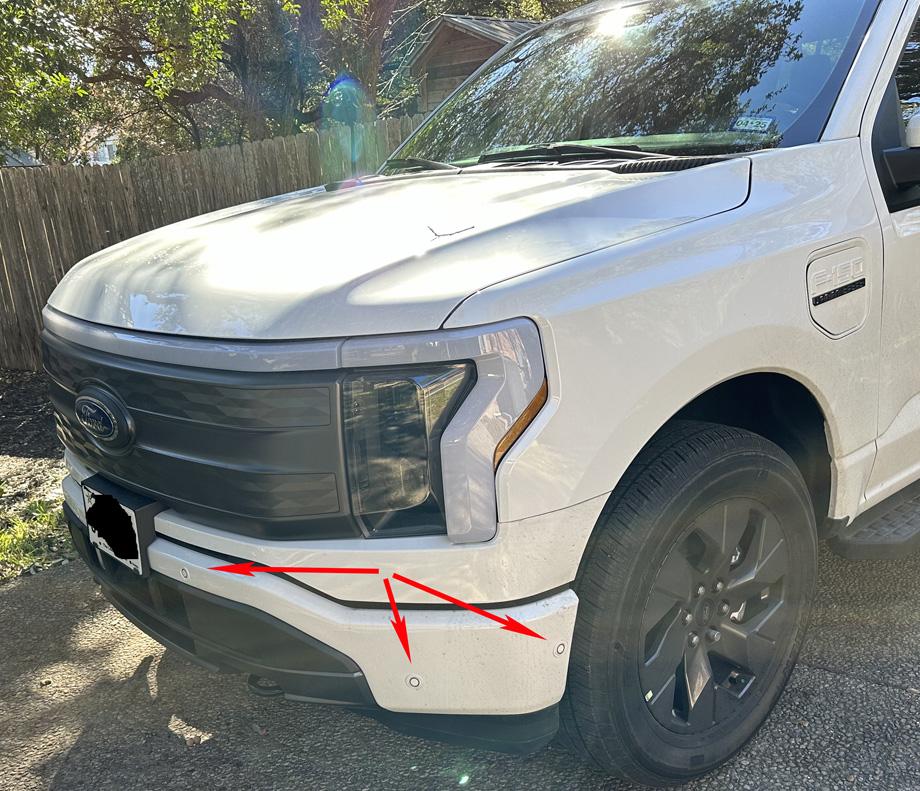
left=48, top=160, right=750, bottom=340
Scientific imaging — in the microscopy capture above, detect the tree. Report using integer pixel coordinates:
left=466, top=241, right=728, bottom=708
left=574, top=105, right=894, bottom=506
left=322, top=0, right=401, bottom=109
left=75, top=0, right=317, bottom=140
left=0, top=0, right=93, bottom=161
left=0, top=0, right=406, bottom=159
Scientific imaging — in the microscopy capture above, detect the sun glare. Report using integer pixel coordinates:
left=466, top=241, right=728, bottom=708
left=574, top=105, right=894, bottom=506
left=595, top=4, right=645, bottom=37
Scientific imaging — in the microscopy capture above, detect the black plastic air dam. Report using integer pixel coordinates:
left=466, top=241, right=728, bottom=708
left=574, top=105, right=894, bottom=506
left=63, top=503, right=560, bottom=754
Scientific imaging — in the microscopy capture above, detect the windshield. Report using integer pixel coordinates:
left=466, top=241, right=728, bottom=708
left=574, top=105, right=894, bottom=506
left=393, top=0, right=877, bottom=165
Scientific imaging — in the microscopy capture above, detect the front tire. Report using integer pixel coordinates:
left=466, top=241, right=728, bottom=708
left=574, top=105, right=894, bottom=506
left=560, top=421, right=817, bottom=786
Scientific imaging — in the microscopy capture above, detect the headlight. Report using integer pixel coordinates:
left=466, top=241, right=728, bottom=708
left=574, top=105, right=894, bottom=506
left=343, top=363, right=475, bottom=536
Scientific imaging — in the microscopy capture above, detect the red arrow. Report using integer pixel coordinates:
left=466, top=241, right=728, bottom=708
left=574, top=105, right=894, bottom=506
left=392, top=573, right=544, bottom=639
left=210, top=562, right=379, bottom=576
left=384, top=577, right=411, bottom=662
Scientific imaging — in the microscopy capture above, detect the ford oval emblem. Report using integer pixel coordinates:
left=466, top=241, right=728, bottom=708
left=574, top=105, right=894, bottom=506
left=73, top=387, right=134, bottom=453
left=75, top=395, right=120, bottom=442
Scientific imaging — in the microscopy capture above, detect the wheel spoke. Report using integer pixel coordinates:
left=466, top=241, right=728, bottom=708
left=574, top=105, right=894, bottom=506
left=720, top=500, right=763, bottom=560
left=753, top=534, right=787, bottom=585
left=685, top=505, right=727, bottom=566
left=729, top=511, right=783, bottom=575
left=688, top=501, right=764, bottom=577
left=646, top=673, right=679, bottom=723
left=726, top=574, right=774, bottom=604
left=654, top=546, right=695, bottom=602
left=642, top=589, right=682, bottom=636
left=726, top=522, right=786, bottom=602
left=716, top=602, right=783, bottom=676
left=641, top=609, right=688, bottom=700
left=683, top=642, right=713, bottom=711
left=687, top=677, right=717, bottom=729
left=714, top=620, right=776, bottom=677
left=742, top=597, right=786, bottom=644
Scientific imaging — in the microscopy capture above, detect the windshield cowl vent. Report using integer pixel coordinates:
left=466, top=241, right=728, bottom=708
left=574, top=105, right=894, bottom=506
left=611, top=156, right=730, bottom=174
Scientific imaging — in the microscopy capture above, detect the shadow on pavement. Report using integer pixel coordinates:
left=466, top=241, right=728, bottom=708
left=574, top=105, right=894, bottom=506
left=2, top=549, right=920, bottom=790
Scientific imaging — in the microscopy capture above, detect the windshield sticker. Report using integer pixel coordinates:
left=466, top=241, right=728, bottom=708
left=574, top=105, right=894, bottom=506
left=731, top=116, right=775, bottom=134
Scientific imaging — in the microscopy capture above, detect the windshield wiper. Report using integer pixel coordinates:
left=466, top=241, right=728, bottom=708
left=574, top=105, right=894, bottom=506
left=478, top=143, right=670, bottom=164
left=383, top=157, right=461, bottom=173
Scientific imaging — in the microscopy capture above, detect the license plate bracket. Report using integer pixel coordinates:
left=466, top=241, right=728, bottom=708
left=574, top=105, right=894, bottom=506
left=81, top=475, right=164, bottom=576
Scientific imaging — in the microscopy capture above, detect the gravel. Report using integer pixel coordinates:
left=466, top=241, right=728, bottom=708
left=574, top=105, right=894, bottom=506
left=2, top=371, right=920, bottom=790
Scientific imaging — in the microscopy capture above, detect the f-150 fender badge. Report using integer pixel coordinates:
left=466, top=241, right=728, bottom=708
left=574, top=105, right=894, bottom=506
left=806, top=241, right=870, bottom=338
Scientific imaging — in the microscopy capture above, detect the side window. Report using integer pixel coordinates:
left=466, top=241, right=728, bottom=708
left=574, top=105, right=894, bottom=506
left=874, top=18, right=920, bottom=212
left=895, top=20, right=920, bottom=123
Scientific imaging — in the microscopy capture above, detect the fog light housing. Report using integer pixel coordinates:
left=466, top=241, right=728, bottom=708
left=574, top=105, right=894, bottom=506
left=343, top=363, right=475, bottom=536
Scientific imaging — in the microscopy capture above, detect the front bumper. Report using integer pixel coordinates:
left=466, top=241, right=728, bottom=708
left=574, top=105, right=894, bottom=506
left=62, top=473, right=579, bottom=724
left=65, top=507, right=561, bottom=752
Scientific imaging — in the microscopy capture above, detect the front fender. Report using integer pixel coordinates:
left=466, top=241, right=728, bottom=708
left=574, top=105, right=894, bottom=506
left=445, top=140, right=882, bottom=526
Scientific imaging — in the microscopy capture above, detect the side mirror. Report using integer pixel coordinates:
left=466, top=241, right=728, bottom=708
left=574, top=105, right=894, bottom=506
left=907, top=108, right=920, bottom=149
left=884, top=109, right=920, bottom=188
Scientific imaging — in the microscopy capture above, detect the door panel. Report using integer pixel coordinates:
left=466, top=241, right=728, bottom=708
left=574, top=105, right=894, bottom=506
left=866, top=15, right=920, bottom=504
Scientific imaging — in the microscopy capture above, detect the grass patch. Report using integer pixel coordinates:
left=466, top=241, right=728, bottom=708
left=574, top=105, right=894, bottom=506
left=0, top=498, right=72, bottom=582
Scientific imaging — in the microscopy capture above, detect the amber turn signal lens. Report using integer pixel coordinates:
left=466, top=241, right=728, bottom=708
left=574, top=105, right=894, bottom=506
left=493, top=379, right=549, bottom=470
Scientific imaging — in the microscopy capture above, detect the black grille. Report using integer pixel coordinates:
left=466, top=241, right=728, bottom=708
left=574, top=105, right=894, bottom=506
left=44, top=329, right=361, bottom=539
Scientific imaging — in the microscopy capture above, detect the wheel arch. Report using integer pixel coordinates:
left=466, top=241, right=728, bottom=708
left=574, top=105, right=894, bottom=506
left=566, top=371, right=836, bottom=592
left=651, top=372, right=835, bottom=534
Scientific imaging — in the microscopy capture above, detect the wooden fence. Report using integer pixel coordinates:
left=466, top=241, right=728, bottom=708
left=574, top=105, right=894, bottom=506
left=0, top=114, right=424, bottom=371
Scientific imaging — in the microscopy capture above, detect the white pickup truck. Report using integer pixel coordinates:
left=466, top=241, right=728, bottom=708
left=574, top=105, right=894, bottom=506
left=41, top=0, right=920, bottom=784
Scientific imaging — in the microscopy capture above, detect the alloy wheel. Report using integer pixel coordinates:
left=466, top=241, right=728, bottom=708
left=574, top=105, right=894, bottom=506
left=638, top=498, right=791, bottom=733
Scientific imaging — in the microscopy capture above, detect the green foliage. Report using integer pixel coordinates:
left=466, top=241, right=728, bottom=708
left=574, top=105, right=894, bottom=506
left=321, top=0, right=355, bottom=29
left=0, top=0, right=297, bottom=157
left=0, top=0, right=86, bottom=160
left=0, top=498, right=71, bottom=582
left=103, top=0, right=256, bottom=97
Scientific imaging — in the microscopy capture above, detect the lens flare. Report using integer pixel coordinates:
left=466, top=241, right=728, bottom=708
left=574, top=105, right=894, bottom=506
left=320, top=75, right=374, bottom=178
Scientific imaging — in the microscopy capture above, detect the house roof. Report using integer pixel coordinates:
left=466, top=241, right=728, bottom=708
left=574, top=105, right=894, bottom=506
left=438, top=14, right=539, bottom=44
left=406, top=14, right=539, bottom=70
left=1, top=149, right=41, bottom=167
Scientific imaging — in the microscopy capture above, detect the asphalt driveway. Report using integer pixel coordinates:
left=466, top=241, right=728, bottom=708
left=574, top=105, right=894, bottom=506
left=2, top=545, right=920, bottom=791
